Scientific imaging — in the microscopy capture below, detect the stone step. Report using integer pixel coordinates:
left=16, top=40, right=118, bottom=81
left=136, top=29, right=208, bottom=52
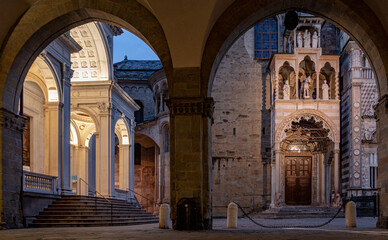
left=34, top=216, right=158, bottom=223
left=30, top=219, right=159, bottom=228
left=30, top=196, right=159, bottom=228
left=37, top=214, right=155, bottom=219
left=39, top=210, right=146, bottom=215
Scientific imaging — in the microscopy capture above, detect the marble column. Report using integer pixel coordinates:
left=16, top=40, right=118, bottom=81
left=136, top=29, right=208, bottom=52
left=44, top=102, right=61, bottom=178
left=129, top=123, right=135, bottom=199
left=119, top=144, right=130, bottom=190
left=96, top=104, right=115, bottom=197
left=76, top=146, right=89, bottom=195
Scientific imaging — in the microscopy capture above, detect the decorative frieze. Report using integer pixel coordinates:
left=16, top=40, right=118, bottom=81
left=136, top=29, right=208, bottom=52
left=166, top=97, right=214, bottom=119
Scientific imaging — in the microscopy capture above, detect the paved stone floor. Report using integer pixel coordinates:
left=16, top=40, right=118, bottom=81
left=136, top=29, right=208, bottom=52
left=1, top=217, right=388, bottom=240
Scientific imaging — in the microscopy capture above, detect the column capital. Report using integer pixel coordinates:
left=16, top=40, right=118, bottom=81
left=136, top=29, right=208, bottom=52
left=0, top=108, right=26, bottom=132
left=166, top=97, right=214, bottom=118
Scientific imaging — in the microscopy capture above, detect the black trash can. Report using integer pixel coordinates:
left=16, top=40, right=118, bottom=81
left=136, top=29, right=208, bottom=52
left=176, top=198, right=199, bottom=230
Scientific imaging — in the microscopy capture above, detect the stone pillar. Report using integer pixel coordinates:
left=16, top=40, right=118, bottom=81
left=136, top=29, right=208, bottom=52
left=0, top=109, right=25, bottom=228
left=119, top=144, right=130, bottom=190
left=44, top=103, right=61, bottom=179
left=129, top=122, right=135, bottom=199
left=96, top=103, right=115, bottom=197
left=61, top=64, right=72, bottom=194
left=376, top=95, right=388, bottom=228
left=334, top=149, right=340, bottom=194
left=78, top=146, right=89, bottom=195
left=167, top=97, right=213, bottom=230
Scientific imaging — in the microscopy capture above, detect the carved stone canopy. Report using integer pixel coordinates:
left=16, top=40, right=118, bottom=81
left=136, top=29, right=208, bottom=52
left=276, top=111, right=337, bottom=145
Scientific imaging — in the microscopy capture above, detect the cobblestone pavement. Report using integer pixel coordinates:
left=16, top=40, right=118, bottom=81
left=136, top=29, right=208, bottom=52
left=1, top=218, right=388, bottom=240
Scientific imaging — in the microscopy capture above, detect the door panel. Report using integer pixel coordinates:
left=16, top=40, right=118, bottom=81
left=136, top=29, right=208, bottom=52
left=285, top=157, right=311, bottom=205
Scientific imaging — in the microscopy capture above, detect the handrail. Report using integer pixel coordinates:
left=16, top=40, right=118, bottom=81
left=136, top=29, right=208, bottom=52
left=127, top=188, right=160, bottom=206
left=79, top=178, right=112, bottom=204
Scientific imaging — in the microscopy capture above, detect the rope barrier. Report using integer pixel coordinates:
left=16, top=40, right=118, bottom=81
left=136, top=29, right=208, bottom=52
left=232, top=201, right=344, bottom=228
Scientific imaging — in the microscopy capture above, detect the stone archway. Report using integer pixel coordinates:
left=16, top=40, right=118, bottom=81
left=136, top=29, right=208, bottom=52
left=0, top=0, right=173, bottom=114
left=202, top=1, right=388, bottom=98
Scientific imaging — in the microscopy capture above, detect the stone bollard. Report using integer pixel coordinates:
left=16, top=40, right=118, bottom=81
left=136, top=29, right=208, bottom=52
left=227, top=202, right=238, bottom=228
left=345, top=201, right=357, bottom=228
left=159, top=204, right=170, bottom=229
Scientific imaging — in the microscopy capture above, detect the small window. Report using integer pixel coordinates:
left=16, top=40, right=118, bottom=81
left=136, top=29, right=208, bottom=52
left=135, top=143, right=141, bottom=165
left=134, top=100, right=144, bottom=123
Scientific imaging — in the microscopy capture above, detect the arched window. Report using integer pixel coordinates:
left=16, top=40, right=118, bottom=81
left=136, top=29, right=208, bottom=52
left=254, top=18, right=278, bottom=59
left=134, top=100, right=144, bottom=123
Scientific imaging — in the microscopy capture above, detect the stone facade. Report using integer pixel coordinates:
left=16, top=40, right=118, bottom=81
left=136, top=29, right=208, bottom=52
left=211, top=28, right=269, bottom=215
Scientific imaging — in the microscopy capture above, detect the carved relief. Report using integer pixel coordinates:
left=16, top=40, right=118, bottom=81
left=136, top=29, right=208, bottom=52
left=97, top=102, right=112, bottom=113
left=275, top=110, right=338, bottom=143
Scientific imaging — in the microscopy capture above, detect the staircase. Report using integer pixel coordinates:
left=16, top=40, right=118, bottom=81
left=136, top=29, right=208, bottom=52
left=30, top=195, right=159, bottom=227
left=254, top=205, right=344, bottom=219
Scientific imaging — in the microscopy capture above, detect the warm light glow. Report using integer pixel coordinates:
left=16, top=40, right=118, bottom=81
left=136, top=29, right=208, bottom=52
left=122, top=135, right=129, bottom=145
left=48, top=89, right=58, bottom=102
left=70, top=124, right=78, bottom=145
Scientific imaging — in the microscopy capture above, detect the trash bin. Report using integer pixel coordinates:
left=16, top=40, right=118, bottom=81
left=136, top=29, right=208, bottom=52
left=176, top=198, right=199, bottom=230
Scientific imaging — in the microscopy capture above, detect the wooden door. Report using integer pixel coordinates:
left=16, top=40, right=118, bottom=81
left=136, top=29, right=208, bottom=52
left=285, top=156, right=311, bottom=205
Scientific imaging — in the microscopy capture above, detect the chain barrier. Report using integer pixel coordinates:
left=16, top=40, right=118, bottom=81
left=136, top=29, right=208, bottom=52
left=232, top=201, right=344, bottom=228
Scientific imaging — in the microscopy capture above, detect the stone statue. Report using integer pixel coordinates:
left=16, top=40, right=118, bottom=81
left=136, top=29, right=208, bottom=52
left=312, top=31, right=318, bottom=48
left=322, top=80, right=329, bottom=100
left=283, top=80, right=290, bottom=100
left=303, top=75, right=312, bottom=98
left=304, top=30, right=311, bottom=48
left=297, top=32, right=302, bottom=48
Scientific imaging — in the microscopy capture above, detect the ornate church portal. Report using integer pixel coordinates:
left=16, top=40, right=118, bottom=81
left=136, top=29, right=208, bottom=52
left=269, top=18, right=340, bottom=207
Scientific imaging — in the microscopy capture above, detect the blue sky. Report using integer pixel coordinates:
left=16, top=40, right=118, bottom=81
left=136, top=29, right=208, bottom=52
left=113, top=29, right=159, bottom=63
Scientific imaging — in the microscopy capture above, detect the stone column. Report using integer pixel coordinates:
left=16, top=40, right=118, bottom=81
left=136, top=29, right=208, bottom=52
left=61, top=63, right=72, bottom=194
left=77, top=146, right=89, bottom=195
left=376, top=95, right=388, bottom=228
left=96, top=103, right=115, bottom=197
left=119, top=144, right=130, bottom=190
left=44, top=103, right=61, bottom=179
left=167, top=97, right=213, bottom=230
left=0, top=109, right=25, bottom=228
left=129, top=122, right=135, bottom=199
left=334, top=149, right=340, bottom=194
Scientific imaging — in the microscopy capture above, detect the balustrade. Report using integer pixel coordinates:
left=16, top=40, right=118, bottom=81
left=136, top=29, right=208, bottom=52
left=23, top=171, right=58, bottom=194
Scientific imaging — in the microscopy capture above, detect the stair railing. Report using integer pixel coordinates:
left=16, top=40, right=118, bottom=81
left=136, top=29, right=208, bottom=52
left=79, top=178, right=113, bottom=224
left=127, top=188, right=160, bottom=213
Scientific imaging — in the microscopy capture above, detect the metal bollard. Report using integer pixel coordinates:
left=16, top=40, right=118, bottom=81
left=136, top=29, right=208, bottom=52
left=159, top=204, right=170, bottom=229
left=227, top=202, right=238, bottom=228
left=345, top=201, right=357, bottom=228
